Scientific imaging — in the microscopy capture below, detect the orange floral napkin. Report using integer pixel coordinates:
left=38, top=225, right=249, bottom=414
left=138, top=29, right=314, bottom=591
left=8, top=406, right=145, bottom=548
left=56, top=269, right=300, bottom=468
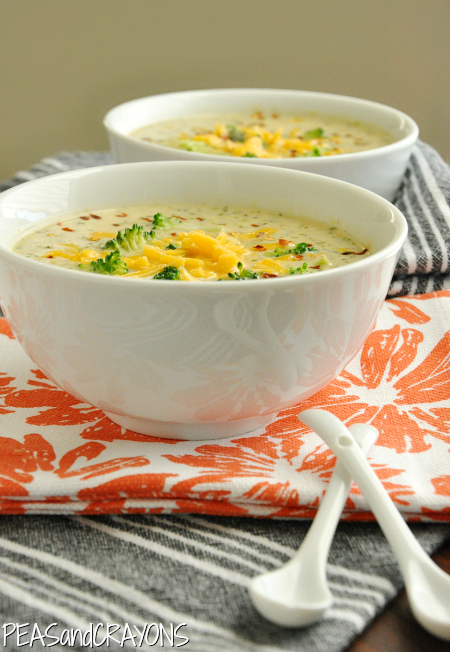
left=1, top=291, right=449, bottom=520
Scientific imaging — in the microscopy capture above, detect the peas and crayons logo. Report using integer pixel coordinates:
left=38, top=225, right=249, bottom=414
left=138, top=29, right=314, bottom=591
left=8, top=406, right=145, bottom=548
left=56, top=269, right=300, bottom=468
left=2, top=622, right=189, bottom=648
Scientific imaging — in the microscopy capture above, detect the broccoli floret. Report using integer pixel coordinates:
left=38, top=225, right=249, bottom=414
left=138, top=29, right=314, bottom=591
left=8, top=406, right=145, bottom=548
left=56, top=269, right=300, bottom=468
left=273, top=247, right=288, bottom=257
left=152, top=213, right=166, bottom=228
left=105, top=224, right=154, bottom=252
left=303, top=128, right=324, bottom=140
left=80, top=250, right=128, bottom=275
left=104, top=239, right=118, bottom=250
left=153, top=265, right=181, bottom=280
left=178, top=139, right=212, bottom=153
left=227, top=263, right=258, bottom=280
left=104, top=215, right=183, bottom=252
left=317, top=254, right=330, bottom=266
left=227, top=125, right=245, bottom=142
left=151, top=213, right=183, bottom=230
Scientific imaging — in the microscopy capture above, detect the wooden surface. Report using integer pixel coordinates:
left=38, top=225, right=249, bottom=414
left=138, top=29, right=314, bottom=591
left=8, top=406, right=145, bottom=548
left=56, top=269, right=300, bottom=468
left=348, top=542, right=450, bottom=651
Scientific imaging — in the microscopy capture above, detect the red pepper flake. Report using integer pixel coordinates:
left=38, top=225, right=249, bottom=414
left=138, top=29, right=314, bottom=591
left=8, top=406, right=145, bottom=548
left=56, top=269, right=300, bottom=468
left=57, top=222, right=62, bottom=226
left=174, top=215, right=186, bottom=221
left=251, top=224, right=259, bottom=227
left=90, top=214, right=101, bottom=219
left=342, top=248, right=368, bottom=256
left=116, top=212, right=127, bottom=217
left=113, top=223, right=120, bottom=226
left=62, top=227, right=74, bottom=232
left=294, top=254, right=304, bottom=260
left=262, top=273, right=278, bottom=278
left=257, top=231, right=265, bottom=238
left=253, top=245, right=266, bottom=251
left=142, top=217, right=152, bottom=222
left=196, top=217, right=204, bottom=221
left=311, top=265, right=321, bottom=269
left=272, top=113, right=279, bottom=119
left=79, top=216, right=89, bottom=220
left=307, top=243, right=314, bottom=247
left=47, top=255, right=54, bottom=259
left=171, top=233, right=177, bottom=237
left=278, top=239, right=290, bottom=246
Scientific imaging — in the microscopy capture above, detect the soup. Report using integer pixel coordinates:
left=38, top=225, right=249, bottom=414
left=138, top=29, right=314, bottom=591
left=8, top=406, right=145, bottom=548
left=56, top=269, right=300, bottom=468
left=13, top=204, right=369, bottom=280
left=130, top=111, right=394, bottom=159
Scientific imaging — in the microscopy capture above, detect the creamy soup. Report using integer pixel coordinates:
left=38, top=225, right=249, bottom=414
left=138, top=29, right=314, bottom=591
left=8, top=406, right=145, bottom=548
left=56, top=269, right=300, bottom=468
left=13, top=204, right=369, bottom=280
left=130, top=112, right=394, bottom=159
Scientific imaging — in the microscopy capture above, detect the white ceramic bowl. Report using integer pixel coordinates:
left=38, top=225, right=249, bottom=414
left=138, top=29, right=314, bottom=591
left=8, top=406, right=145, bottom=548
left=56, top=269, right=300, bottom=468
left=0, top=162, right=407, bottom=440
left=104, top=89, right=419, bottom=201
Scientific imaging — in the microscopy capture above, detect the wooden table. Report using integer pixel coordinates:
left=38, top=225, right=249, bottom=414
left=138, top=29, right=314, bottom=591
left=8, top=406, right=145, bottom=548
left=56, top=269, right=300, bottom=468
left=349, top=542, right=450, bottom=651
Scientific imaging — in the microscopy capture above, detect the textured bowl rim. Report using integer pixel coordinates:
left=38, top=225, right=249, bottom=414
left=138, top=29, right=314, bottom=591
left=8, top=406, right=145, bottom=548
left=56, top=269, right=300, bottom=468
left=103, top=88, right=419, bottom=165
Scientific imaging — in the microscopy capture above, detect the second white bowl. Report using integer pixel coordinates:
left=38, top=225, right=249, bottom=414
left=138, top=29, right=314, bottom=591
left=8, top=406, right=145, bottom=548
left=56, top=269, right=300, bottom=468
left=104, top=88, right=419, bottom=200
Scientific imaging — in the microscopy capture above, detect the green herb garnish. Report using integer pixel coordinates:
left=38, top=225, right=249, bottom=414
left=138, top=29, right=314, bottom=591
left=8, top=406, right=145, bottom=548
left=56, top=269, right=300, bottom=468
left=227, top=264, right=258, bottom=280
left=274, top=242, right=317, bottom=257
left=289, top=262, right=311, bottom=275
left=292, top=242, right=317, bottom=255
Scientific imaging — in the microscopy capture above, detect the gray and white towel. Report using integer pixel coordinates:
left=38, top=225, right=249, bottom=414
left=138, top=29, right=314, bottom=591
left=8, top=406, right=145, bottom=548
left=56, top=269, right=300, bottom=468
left=0, top=145, right=449, bottom=651
left=390, top=141, right=450, bottom=296
left=0, top=515, right=449, bottom=652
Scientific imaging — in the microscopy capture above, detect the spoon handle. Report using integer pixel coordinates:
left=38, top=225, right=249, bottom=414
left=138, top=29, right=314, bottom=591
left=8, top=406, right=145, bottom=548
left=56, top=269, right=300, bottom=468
left=299, top=409, right=429, bottom=575
left=296, top=423, right=378, bottom=574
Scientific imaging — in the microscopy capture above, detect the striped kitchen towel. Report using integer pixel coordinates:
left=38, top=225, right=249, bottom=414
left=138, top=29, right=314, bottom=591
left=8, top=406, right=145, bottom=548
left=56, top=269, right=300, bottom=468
left=1, top=141, right=450, bottom=298
left=390, top=141, right=450, bottom=296
left=0, top=515, right=448, bottom=651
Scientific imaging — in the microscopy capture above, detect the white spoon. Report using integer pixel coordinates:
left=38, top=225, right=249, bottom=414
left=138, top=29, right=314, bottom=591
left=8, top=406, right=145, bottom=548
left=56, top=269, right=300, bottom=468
left=299, top=408, right=450, bottom=641
left=249, top=421, right=378, bottom=627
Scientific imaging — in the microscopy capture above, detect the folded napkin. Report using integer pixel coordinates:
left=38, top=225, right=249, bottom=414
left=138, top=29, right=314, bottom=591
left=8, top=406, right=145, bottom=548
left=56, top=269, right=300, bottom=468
left=1, top=290, right=449, bottom=519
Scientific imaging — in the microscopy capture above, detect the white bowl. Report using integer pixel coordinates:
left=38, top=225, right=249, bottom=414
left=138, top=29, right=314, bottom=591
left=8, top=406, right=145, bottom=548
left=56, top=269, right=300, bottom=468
left=104, top=89, right=419, bottom=200
left=0, top=162, right=407, bottom=440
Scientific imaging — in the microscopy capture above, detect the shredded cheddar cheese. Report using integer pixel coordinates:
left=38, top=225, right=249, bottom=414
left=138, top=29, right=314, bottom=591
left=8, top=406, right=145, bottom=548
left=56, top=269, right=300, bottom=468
left=89, top=232, right=117, bottom=241
left=140, top=230, right=249, bottom=280
left=190, top=124, right=318, bottom=159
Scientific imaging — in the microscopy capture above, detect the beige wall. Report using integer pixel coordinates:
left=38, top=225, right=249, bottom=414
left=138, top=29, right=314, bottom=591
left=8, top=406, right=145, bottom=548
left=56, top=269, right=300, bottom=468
left=1, top=0, right=449, bottom=181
